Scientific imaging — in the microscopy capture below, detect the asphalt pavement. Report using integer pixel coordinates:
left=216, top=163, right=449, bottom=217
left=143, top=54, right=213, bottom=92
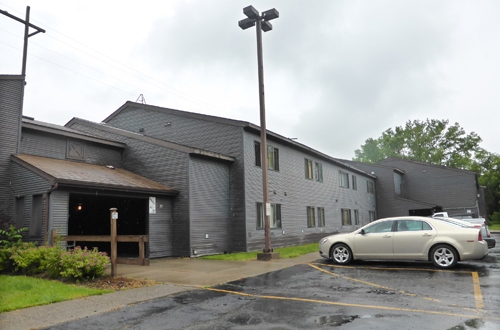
left=0, top=252, right=320, bottom=330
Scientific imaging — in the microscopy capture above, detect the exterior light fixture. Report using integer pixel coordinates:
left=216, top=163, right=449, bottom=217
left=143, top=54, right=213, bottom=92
left=238, top=6, right=279, bottom=260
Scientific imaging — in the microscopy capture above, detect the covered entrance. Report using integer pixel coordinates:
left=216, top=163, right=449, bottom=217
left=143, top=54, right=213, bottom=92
left=68, top=193, right=148, bottom=257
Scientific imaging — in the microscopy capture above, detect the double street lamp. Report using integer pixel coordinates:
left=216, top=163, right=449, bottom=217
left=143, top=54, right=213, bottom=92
left=239, top=6, right=279, bottom=260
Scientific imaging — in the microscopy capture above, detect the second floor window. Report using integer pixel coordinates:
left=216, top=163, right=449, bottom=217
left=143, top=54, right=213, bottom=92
left=255, top=142, right=279, bottom=171
left=305, top=159, right=313, bottom=180
left=367, top=181, right=375, bottom=194
left=315, top=162, right=323, bottom=182
left=352, top=175, right=357, bottom=190
left=339, top=171, right=349, bottom=188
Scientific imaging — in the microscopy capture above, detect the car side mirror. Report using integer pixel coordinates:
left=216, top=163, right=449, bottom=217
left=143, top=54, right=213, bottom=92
left=359, top=229, right=365, bottom=235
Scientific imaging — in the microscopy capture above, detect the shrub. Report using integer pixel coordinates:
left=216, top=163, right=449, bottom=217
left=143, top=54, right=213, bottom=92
left=10, top=243, right=44, bottom=274
left=0, top=226, right=28, bottom=247
left=9, top=245, right=63, bottom=275
left=59, top=246, right=109, bottom=280
left=0, top=242, right=36, bottom=273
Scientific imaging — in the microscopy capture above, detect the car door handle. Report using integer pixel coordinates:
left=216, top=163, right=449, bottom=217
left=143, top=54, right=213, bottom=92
left=423, top=233, right=433, bottom=237
left=383, top=235, right=391, bottom=238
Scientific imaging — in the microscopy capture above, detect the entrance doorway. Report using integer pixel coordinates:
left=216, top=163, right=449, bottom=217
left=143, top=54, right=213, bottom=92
left=68, top=193, right=147, bottom=257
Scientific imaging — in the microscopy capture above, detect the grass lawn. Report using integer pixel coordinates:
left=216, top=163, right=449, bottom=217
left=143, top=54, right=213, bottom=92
left=489, top=223, right=500, bottom=231
left=0, top=275, right=111, bottom=313
left=200, top=243, right=318, bottom=261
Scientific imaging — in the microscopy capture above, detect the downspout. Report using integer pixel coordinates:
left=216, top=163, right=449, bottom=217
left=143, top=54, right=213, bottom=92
left=44, top=182, right=58, bottom=244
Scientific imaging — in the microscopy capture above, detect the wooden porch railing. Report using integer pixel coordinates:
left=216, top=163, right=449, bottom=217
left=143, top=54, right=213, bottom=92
left=50, top=208, right=149, bottom=277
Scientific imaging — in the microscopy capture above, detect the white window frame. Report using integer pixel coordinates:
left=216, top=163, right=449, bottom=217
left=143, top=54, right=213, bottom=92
left=339, top=171, right=349, bottom=188
left=257, top=202, right=282, bottom=229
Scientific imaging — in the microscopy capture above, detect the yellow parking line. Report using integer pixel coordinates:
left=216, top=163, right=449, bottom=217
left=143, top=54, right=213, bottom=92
left=308, top=263, right=440, bottom=302
left=204, top=287, right=479, bottom=319
left=309, top=262, right=471, bottom=274
left=471, top=272, right=484, bottom=310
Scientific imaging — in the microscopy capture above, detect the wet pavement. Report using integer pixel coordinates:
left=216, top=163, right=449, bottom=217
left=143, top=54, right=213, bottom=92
left=1, top=234, right=499, bottom=329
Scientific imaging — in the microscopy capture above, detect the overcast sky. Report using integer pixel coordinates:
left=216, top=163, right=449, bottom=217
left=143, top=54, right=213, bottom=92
left=1, top=0, right=499, bottom=159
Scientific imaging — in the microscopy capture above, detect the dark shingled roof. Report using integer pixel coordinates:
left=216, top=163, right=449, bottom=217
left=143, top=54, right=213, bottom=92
left=12, top=154, right=178, bottom=195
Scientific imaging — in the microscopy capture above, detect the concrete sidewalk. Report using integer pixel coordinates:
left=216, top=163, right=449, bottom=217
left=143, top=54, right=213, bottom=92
left=0, top=252, right=321, bottom=330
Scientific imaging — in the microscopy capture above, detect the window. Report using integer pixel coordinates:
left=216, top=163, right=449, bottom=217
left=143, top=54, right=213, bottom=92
left=369, top=210, right=376, bottom=222
left=305, top=159, right=323, bottom=182
left=254, top=142, right=279, bottom=171
left=363, top=220, right=394, bottom=234
left=307, top=206, right=316, bottom=227
left=267, top=145, right=279, bottom=171
left=367, top=181, right=375, bottom=194
left=397, top=220, right=432, bottom=231
left=352, top=175, right=357, bottom=190
left=394, top=172, right=403, bottom=196
left=354, top=209, right=359, bottom=225
left=315, top=162, right=323, bottom=182
left=257, top=202, right=282, bottom=229
left=254, top=142, right=261, bottom=166
left=30, top=194, right=43, bottom=237
left=339, top=171, right=349, bottom=188
left=305, top=159, right=313, bottom=180
left=317, top=207, right=325, bottom=227
left=15, top=196, right=25, bottom=229
left=341, top=209, right=351, bottom=226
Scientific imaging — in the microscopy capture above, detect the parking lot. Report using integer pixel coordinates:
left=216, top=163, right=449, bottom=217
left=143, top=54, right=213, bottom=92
left=46, top=234, right=500, bottom=330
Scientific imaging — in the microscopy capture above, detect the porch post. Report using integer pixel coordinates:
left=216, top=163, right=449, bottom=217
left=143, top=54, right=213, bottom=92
left=110, top=208, right=118, bottom=277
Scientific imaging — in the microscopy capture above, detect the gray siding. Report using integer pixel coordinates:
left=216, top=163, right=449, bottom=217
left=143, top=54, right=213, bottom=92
left=243, top=131, right=376, bottom=251
left=379, top=158, right=478, bottom=209
left=67, top=122, right=190, bottom=256
left=149, top=197, right=173, bottom=258
left=104, top=106, right=247, bottom=252
left=49, top=190, right=69, bottom=238
left=189, top=157, right=230, bottom=256
left=11, top=162, right=52, bottom=243
left=0, top=76, right=24, bottom=226
left=21, top=129, right=122, bottom=167
left=349, top=158, right=480, bottom=218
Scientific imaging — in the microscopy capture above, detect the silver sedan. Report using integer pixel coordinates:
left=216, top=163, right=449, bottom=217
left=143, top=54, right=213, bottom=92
left=319, top=216, right=489, bottom=269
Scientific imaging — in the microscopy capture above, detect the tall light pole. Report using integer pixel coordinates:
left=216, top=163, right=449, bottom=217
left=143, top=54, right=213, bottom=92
left=239, top=5, right=279, bottom=260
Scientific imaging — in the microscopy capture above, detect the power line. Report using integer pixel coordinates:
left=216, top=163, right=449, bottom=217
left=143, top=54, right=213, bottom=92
left=0, top=2, right=222, bottom=113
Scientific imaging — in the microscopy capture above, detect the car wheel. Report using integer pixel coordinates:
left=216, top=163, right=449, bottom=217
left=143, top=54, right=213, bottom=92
left=331, top=243, right=352, bottom=265
left=431, top=244, right=458, bottom=269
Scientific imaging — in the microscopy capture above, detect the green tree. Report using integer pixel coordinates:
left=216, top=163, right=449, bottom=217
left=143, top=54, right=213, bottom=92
left=354, top=119, right=499, bottom=218
left=354, top=119, right=483, bottom=168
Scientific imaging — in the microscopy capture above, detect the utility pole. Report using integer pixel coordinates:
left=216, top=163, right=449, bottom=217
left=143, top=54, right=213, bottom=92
left=1, top=6, right=45, bottom=154
left=0, top=6, right=46, bottom=75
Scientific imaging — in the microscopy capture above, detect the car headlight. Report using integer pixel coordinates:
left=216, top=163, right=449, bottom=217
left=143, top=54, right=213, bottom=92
left=319, top=237, right=329, bottom=245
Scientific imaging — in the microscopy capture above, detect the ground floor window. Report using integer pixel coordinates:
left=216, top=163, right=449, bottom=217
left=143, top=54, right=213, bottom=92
left=354, top=209, right=359, bottom=225
left=369, top=210, right=376, bottom=222
left=15, top=196, right=25, bottom=229
left=307, top=206, right=315, bottom=227
left=30, top=194, right=43, bottom=237
left=317, top=207, right=325, bottom=227
left=341, top=208, right=351, bottom=226
left=257, top=202, right=282, bottom=229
